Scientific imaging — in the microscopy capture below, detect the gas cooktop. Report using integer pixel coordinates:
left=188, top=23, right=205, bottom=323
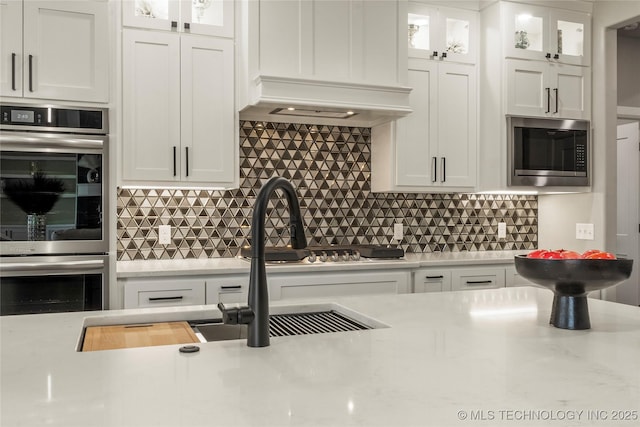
left=239, top=244, right=404, bottom=263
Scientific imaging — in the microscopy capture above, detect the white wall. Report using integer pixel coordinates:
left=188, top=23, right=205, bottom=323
left=538, top=2, right=640, bottom=301
left=617, top=35, right=640, bottom=108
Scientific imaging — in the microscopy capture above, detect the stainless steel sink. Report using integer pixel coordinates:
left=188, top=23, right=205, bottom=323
left=191, top=306, right=385, bottom=343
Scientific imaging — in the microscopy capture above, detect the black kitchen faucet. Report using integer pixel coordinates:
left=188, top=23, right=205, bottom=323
left=218, top=176, right=307, bottom=347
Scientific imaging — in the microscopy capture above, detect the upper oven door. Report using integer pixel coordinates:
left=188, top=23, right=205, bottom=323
left=0, top=132, right=108, bottom=255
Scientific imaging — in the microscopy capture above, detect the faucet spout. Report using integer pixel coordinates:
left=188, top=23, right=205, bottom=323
left=243, top=176, right=307, bottom=347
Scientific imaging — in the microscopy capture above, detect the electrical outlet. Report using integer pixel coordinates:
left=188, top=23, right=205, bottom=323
left=575, top=223, right=594, bottom=240
left=497, top=222, right=507, bottom=239
left=158, top=225, right=172, bottom=245
left=393, top=223, right=404, bottom=241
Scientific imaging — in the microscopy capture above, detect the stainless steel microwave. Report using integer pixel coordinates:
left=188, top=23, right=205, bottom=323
left=508, top=116, right=590, bottom=187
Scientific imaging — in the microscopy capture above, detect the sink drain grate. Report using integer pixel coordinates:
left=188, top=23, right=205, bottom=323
left=269, top=310, right=371, bottom=337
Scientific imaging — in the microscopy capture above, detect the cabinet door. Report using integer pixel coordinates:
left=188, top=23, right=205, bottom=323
left=122, top=30, right=181, bottom=182
left=0, top=0, right=22, bottom=97
left=550, top=63, right=590, bottom=120
left=22, top=0, right=109, bottom=102
left=395, top=59, right=438, bottom=187
left=407, top=4, right=477, bottom=65
left=502, top=2, right=550, bottom=62
left=436, top=62, right=477, bottom=187
left=548, top=9, right=590, bottom=66
left=122, top=0, right=180, bottom=31
left=181, top=0, right=233, bottom=38
left=180, top=35, right=235, bottom=184
left=205, top=276, right=248, bottom=305
left=505, top=59, right=547, bottom=117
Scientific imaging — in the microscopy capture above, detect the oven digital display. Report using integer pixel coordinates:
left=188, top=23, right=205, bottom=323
left=10, top=110, right=35, bottom=123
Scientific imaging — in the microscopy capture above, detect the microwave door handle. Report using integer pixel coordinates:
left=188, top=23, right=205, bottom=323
left=554, top=88, right=559, bottom=113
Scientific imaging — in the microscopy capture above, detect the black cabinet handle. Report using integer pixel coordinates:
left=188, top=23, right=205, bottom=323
left=545, top=88, right=551, bottom=113
left=554, top=88, right=558, bottom=113
left=466, top=280, right=493, bottom=285
left=432, top=157, right=437, bottom=182
left=184, top=22, right=190, bottom=30
left=440, top=157, right=446, bottom=183
left=148, top=296, right=184, bottom=301
left=11, top=53, right=16, bottom=90
left=173, top=146, right=177, bottom=176
left=171, top=20, right=177, bottom=29
left=426, top=275, right=444, bottom=279
left=432, top=51, right=438, bottom=58
left=220, top=285, right=242, bottom=290
left=553, top=53, right=559, bottom=59
left=442, top=52, right=447, bottom=58
left=185, top=146, right=189, bottom=177
left=545, top=52, right=551, bottom=59
left=28, top=54, right=33, bottom=92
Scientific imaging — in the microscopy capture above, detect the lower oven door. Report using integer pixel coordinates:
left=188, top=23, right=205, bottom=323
left=0, top=254, right=108, bottom=316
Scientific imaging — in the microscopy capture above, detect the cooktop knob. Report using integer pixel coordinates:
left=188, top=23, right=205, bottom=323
left=351, top=250, right=361, bottom=261
left=308, top=251, right=317, bottom=263
left=331, top=251, right=339, bottom=262
left=342, top=251, right=350, bottom=262
left=319, top=251, right=328, bottom=262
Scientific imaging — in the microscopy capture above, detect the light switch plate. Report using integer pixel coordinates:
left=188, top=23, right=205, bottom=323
left=158, top=225, right=172, bottom=245
left=393, top=223, right=403, bottom=241
left=497, top=222, right=507, bottom=239
left=576, top=223, right=594, bottom=240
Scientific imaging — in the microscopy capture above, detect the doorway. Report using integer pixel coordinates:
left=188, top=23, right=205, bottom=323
left=616, top=121, right=640, bottom=306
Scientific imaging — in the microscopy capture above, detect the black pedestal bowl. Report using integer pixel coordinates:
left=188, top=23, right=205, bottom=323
left=514, top=255, right=633, bottom=330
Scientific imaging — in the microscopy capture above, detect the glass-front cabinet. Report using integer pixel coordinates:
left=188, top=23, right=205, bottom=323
left=502, top=2, right=591, bottom=66
left=122, top=0, right=233, bottom=37
left=407, top=2, right=477, bottom=64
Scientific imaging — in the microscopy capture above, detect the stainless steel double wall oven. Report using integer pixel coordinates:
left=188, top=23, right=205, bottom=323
left=0, top=104, right=109, bottom=315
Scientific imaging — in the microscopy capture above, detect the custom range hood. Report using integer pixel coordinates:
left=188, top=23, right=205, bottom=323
left=236, top=0, right=412, bottom=127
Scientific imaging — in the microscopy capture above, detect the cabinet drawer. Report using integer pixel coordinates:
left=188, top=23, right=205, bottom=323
left=124, top=279, right=205, bottom=309
left=451, top=268, right=505, bottom=291
left=413, top=269, right=452, bottom=292
left=205, top=275, right=248, bottom=305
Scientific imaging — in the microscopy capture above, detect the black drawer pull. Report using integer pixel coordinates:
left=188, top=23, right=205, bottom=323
left=148, top=296, right=184, bottom=301
left=220, top=285, right=242, bottom=290
left=28, top=54, right=33, bottom=92
left=466, top=280, right=493, bottom=285
left=11, top=53, right=16, bottom=90
left=425, top=275, right=444, bottom=279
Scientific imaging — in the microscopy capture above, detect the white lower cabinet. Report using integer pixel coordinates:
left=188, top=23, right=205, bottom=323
left=268, top=271, right=411, bottom=301
left=413, top=268, right=452, bottom=292
left=505, top=266, right=535, bottom=288
left=451, top=267, right=505, bottom=291
left=205, top=275, right=248, bottom=305
left=413, top=266, right=507, bottom=293
left=123, top=277, right=206, bottom=309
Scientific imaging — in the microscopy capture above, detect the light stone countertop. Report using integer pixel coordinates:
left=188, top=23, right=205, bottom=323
left=1, top=287, right=639, bottom=427
left=117, top=250, right=529, bottom=278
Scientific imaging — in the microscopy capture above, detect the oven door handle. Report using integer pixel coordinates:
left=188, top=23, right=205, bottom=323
left=0, top=259, right=105, bottom=273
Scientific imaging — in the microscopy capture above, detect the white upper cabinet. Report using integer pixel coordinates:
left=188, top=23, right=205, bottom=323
left=505, top=58, right=590, bottom=120
left=122, top=30, right=236, bottom=187
left=502, top=2, right=591, bottom=66
left=122, top=0, right=233, bottom=38
left=0, top=0, right=109, bottom=102
left=372, top=60, right=477, bottom=192
left=407, top=2, right=477, bottom=64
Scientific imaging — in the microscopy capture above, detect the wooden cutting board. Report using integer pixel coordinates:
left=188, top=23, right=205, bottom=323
left=82, top=321, right=199, bottom=352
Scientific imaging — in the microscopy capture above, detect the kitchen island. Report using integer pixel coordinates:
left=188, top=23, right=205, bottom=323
left=1, top=287, right=639, bottom=427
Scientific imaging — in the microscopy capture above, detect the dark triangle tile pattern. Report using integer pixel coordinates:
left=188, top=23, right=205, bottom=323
left=116, top=121, right=537, bottom=261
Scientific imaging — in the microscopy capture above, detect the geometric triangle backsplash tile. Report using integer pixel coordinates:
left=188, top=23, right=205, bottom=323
left=116, top=121, right=537, bottom=261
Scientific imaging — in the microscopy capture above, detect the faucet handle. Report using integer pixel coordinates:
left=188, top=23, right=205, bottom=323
left=217, top=302, right=255, bottom=325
